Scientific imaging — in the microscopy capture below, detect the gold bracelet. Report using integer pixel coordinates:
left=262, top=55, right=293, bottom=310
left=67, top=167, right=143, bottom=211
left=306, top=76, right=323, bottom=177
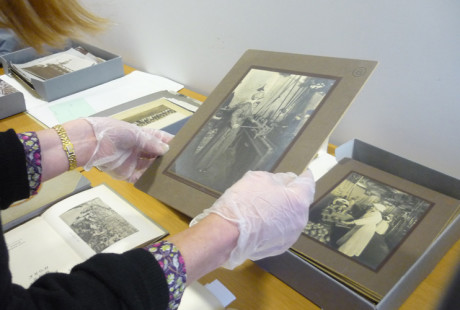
left=52, top=125, right=77, bottom=170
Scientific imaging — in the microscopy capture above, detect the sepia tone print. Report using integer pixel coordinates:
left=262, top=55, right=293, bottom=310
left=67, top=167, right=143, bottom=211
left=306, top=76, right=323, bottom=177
left=168, top=68, right=336, bottom=193
left=303, top=171, right=432, bottom=270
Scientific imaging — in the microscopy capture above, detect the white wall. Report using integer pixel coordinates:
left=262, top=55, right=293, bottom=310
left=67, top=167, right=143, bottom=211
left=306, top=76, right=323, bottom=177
left=81, top=0, right=460, bottom=179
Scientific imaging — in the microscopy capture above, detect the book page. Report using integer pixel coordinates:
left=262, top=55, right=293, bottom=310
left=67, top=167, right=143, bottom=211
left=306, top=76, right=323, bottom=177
left=41, top=184, right=167, bottom=259
left=5, top=217, right=83, bottom=287
left=2, top=170, right=91, bottom=232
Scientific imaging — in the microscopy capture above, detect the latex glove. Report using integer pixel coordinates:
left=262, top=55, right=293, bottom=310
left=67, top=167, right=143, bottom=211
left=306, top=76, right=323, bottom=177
left=190, top=169, right=315, bottom=269
left=83, top=117, right=173, bottom=182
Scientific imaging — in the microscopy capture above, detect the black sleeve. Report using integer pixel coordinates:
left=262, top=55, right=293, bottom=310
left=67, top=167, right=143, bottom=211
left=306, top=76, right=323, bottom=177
left=0, top=129, right=170, bottom=309
left=2, top=242, right=170, bottom=310
left=0, top=129, right=30, bottom=209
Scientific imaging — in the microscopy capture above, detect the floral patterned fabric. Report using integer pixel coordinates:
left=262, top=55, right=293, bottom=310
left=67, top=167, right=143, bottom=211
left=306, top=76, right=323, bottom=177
left=144, top=241, right=187, bottom=310
left=17, top=132, right=42, bottom=195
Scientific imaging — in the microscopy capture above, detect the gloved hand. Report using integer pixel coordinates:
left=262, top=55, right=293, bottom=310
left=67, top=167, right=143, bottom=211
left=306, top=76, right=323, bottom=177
left=83, top=117, right=173, bottom=182
left=190, top=169, right=315, bottom=269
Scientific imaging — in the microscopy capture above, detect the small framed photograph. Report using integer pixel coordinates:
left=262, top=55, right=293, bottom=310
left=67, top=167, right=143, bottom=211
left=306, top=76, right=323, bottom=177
left=291, top=158, right=460, bottom=302
left=92, top=90, right=202, bottom=133
left=110, top=97, right=194, bottom=129
left=136, top=50, right=378, bottom=217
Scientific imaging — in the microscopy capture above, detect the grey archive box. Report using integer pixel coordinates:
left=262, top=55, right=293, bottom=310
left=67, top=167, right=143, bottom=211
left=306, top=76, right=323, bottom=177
left=256, top=139, right=460, bottom=310
left=0, top=40, right=124, bottom=101
left=0, top=88, right=25, bottom=119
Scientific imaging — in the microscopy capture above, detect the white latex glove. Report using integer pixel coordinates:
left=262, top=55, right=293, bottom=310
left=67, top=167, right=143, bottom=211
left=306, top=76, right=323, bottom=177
left=190, top=169, right=315, bottom=269
left=83, top=117, right=173, bottom=182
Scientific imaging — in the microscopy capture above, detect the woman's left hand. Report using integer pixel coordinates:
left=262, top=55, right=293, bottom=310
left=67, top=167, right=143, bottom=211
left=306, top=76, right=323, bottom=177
left=83, top=117, right=173, bottom=182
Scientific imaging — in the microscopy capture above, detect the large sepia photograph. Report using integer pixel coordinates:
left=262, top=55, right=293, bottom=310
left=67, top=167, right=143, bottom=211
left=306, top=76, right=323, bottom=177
left=135, top=50, right=378, bottom=218
left=168, top=68, right=336, bottom=193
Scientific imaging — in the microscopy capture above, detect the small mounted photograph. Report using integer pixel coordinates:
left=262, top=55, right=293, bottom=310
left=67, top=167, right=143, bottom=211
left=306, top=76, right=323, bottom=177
left=111, top=97, right=193, bottom=130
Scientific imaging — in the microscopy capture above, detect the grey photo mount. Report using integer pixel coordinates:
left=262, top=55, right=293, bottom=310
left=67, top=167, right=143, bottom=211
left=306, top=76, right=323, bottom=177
left=256, top=139, right=460, bottom=310
left=0, top=40, right=124, bottom=102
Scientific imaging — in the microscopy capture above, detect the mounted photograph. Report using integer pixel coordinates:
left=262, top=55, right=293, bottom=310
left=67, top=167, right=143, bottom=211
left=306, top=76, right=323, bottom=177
left=135, top=49, right=378, bottom=217
left=291, top=158, right=460, bottom=302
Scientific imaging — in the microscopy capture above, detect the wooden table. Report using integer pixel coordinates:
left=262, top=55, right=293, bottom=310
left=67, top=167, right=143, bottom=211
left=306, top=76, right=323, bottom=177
left=1, top=66, right=458, bottom=310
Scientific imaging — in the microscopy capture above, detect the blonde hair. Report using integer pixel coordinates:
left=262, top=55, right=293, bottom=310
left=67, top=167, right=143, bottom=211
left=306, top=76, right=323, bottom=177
left=0, top=0, right=108, bottom=51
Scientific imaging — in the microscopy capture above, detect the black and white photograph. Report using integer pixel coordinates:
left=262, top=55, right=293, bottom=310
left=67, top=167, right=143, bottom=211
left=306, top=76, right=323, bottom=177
left=60, top=197, right=138, bottom=253
left=168, top=68, right=336, bottom=194
left=109, top=97, right=194, bottom=130
left=11, top=47, right=101, bottom=82
left=122, top=104, right=177, bottom=127
left=303, top=171, right=433, bottom=270
left=135, top=50, right=378, bottom=218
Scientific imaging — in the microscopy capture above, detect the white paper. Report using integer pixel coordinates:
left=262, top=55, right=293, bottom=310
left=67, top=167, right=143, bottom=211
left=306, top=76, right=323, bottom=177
left=205, top=279, right=236, bottom=307
left=308, top=152, right=338, bottom=181
left=178, top=281, right=226, bottom=310
left=5, top=217, right=83, bottom=287
left=1, top=70, right=183, bottom=127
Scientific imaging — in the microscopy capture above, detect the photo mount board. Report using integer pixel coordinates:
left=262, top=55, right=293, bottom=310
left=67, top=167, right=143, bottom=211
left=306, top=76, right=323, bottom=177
left=291, top=158, right=459, bottom=302
left=135, top=50, right=377, bottom=218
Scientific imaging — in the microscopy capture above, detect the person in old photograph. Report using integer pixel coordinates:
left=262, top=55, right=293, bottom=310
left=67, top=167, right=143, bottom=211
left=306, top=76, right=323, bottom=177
left=312, top=170, right=435, bottom=271
left=170, top=72, right=335, bottom=194
left=336, top=202, right=387, bottom=258
left=195, top=87, right=264, bottom=175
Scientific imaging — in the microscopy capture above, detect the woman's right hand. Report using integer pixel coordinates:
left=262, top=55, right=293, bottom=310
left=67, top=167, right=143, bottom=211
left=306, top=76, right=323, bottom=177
left=191, top=169, right=315, bottom=269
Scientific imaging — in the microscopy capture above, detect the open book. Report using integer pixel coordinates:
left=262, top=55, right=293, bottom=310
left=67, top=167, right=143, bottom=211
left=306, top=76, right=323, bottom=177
left=2, top=170, right=91, bottom=232
left=5, top=184, right=167, bottom=287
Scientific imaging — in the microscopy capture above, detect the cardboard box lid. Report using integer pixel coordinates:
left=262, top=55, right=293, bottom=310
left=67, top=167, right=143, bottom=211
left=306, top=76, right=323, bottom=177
left=335, top=139, right=460, bottom=199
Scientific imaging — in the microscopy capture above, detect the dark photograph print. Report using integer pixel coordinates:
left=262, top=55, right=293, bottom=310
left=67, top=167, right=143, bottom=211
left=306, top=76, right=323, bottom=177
left=168, top=68, right=336, bottom=193
left=303, top=172, right=432, bottom=270
left=60, top=198, right=138, bottom=253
